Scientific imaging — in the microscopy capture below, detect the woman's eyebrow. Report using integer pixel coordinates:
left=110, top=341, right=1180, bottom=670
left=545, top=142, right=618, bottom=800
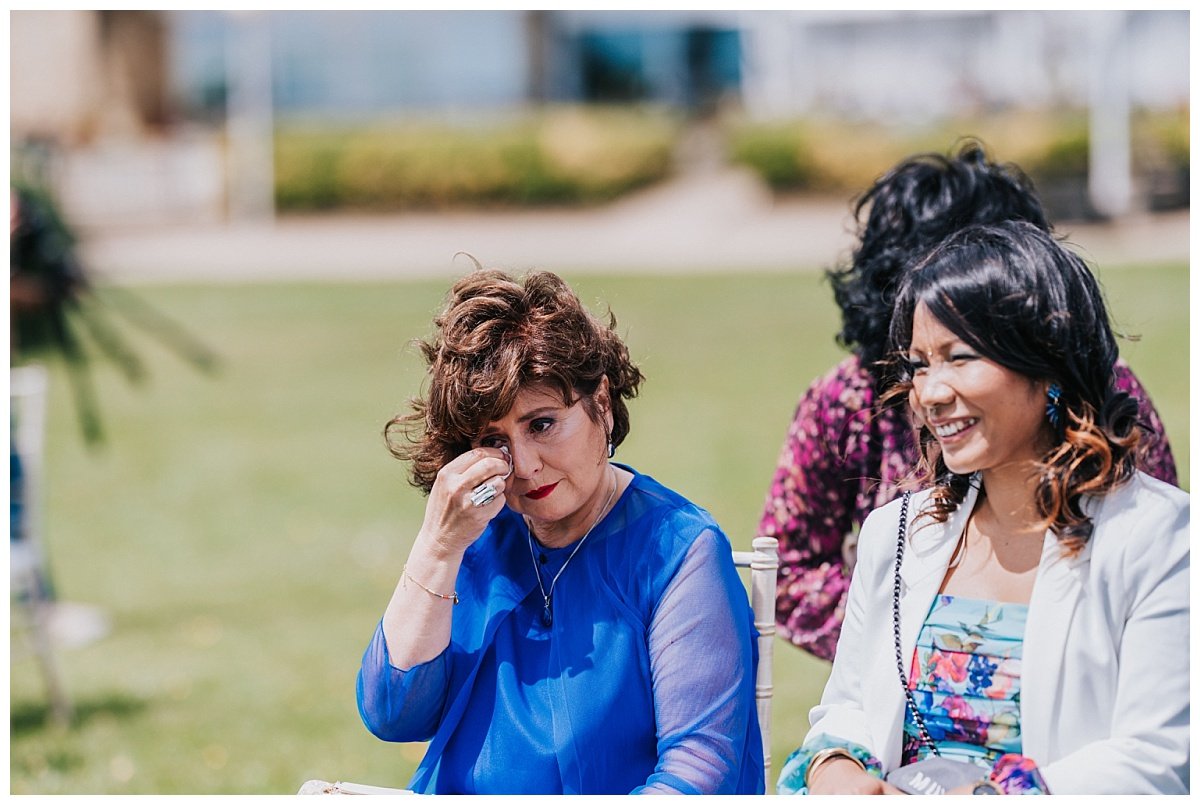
left=515, top=406, right=563, bottom=423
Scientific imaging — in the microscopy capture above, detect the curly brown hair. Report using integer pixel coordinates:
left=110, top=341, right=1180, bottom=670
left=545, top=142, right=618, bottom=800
left=884, top=222, right=1142, bottom=554
left=385, top=267, right=644, bottom=494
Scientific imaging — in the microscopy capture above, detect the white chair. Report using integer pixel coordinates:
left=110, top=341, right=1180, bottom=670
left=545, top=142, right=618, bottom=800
left=10, top=364, right=73, bottom=727
left=299, top=537, right=779, bottom=795
left=732, top=535, right=779, bottom=793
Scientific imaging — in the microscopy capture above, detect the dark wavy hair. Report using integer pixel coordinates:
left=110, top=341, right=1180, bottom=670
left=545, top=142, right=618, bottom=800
left=885, top=221, right=1140, bottom=553
left=386, top=267, right=644, bottom=493
left=828, top=140, right=1049, bottom=393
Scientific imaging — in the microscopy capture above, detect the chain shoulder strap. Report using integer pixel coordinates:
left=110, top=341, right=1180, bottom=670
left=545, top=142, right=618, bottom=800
left=891, top=491, right=941, bottom=756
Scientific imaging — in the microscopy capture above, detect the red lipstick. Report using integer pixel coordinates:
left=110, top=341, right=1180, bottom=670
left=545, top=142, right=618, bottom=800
left=525, top=482, right=558, bottom=500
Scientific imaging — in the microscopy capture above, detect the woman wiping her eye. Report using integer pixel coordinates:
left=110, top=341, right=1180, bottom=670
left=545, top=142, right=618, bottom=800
left=778, top=221, right=1188, bottom=795
left=357, top=266, right=763, bottom=794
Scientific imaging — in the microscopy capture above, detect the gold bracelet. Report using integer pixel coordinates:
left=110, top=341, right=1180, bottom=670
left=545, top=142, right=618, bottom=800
left=805, top=747, right=866, bottom=789
left=402, top=564, right=459, bottom=605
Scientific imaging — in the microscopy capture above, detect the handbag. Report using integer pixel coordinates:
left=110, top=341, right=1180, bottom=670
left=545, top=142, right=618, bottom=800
left=883, top=492, right=984, bottom=796
left=887, top=755, right=983, bottom=795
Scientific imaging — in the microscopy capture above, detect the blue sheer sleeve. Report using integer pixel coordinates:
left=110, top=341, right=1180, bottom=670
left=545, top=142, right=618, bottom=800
left=356, top=620, right=451, bottom=743
left=635, top=528, right=758, bottom=794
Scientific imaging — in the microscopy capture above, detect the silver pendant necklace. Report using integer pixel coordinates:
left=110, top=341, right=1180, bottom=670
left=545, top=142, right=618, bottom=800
left=526, top=468, right=617, bottom=627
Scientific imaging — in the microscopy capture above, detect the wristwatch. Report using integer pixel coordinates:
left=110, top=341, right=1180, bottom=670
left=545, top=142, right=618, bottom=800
left=971, top=778, right=1003, bottom=795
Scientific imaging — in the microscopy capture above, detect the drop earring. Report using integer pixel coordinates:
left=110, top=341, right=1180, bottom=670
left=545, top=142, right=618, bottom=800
left=1045, top=383, right=1065, bottom=431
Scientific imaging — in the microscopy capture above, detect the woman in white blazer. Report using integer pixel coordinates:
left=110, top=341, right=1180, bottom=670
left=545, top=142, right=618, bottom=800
left=778, top=221, right=1188, bottom=795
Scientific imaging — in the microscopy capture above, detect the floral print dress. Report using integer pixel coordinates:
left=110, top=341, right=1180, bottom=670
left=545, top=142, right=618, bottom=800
left=903, top=594, right=1025, bottom=765
left=776, top=594, right=1048, bottom=795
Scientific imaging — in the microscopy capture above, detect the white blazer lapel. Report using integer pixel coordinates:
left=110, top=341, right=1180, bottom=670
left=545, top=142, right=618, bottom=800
left=1020, top=508, right=1094, bottom=763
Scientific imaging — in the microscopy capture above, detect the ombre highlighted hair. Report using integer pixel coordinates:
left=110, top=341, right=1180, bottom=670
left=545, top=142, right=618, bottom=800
left=885, top=221, right=1141, bottom=553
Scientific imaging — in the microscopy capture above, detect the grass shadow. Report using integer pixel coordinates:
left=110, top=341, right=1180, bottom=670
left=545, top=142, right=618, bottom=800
left=11, top=691, right=149, bottom=737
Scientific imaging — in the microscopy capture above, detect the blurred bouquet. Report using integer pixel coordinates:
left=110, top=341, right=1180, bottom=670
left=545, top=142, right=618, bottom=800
left=10, top=180, right=219, bottom=443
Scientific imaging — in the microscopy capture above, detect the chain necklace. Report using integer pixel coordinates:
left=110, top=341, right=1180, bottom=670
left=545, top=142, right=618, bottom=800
left=526, top=467, right=617, bottom=628
left=892, top=491, right=941, bottom=755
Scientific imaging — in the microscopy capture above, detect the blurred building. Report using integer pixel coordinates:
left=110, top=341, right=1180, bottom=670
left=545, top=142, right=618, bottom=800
left=12, top=11, right=170, bottom=143
left=12, top=11, right=224, bottom=228
left=739, top=10, right=1188, bottom=121
left=166, top=10, right=746, bottom=121
left=165, top=10, right=1187, bottom=119
left=9, top=10, right=1190, bottom=226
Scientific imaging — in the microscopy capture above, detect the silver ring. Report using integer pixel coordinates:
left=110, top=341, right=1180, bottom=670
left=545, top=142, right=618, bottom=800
left=499, top=445, right=513, bottom=479
left=469, top=482, right=497, bottom=507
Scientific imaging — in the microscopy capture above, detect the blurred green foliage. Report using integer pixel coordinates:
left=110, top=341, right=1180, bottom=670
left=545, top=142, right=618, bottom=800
left=273, top=104, right=1187, bottom=217
left=1136, top=105, right=1190, bottom=170
left=724, top=106, right=1190, bottom=213
left=274, top=106, right=682, bottom=211
left=725, top=121, right=820, bottom=191
left=1022, top=123, right=1091, bottom=181
left=10, top=263, right=1187, bottom=793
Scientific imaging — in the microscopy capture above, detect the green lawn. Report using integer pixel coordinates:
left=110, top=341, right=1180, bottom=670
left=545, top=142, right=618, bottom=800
left=10, top=263, right=1187, bottom=793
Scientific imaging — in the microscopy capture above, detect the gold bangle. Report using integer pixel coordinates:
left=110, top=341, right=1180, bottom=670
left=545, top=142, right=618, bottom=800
left=402, top=564, right=459, bottom=605
left=805, top=747, right=866, bottom=789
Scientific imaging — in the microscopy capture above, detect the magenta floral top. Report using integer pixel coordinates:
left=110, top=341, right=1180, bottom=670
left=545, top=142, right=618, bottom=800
left=759, top=354, right=1178, bottom=661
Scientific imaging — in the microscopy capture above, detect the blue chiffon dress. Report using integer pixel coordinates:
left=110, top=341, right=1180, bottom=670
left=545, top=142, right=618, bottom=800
left=357, top=464, right=764, bottom=794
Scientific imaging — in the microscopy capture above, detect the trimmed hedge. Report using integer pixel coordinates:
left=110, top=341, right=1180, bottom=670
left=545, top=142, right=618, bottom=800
left=725, top=107, right=1190, bottom=212
left=273, top=106, right=681, bottom=211
left=272, top=104, right=1186, bottom=215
